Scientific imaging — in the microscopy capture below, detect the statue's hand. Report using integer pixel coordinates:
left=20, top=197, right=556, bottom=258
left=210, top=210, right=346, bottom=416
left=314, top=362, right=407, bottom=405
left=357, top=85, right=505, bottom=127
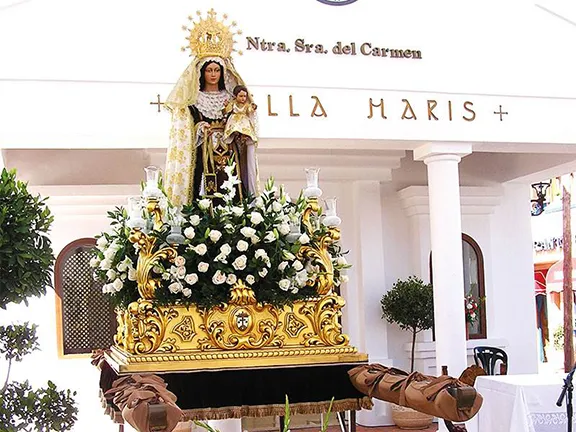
left=197, top=121, right=209, bottom=132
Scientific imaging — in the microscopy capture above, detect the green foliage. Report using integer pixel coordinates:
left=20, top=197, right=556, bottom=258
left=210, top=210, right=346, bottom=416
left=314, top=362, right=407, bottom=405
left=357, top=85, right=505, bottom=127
left=0, top=323, right=39, bottom=362
left=0, top=168, right=54, bottom=309
left=0, top=168, right=77, bottom=431
left=381, top=276, right=434, bottom=333
left=381, top=276, right=434, bottom=372
left=0, top=380, right=77, bottom=431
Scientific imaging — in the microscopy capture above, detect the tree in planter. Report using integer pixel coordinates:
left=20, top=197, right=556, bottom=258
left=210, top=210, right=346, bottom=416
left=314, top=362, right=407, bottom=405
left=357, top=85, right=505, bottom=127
left=380, top=275, right=434, bottom=372
left=0, top=168, right=77, bottom=431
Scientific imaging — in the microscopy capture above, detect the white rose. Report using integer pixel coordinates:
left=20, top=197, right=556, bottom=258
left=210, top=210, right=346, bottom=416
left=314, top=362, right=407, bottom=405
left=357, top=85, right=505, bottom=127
left=291, top=287, right=299, bottom=294
left=168, top=282, right=182, bottom=294
left=232, top=255, right=248, bottom=271
left=279, top=279, right=291, bottom=291
left=272, top=201, right=283, bottom=212
left=112, top=278, right=124, bottom=292
left=250, top=235, right=260, bottom=245
left=209, top=230, right=222, bottom=242
left=162, top=272, right=170, bottom=280
left=177, top=266, right=187, bottom=279
left=254, top=197, right=265, bottom=209
left=128, top=268, right=137, bottom=281
left=212, top=270, right=227, bottom=285
left=198, top=262, right=209, bottom=273
left=175, top=256, right=186, bottom=267
left=259, top=268, right=268, bottom=278
left=189, top=215, right=201, bottom=226
left=226, top=274, right=238, bottom=285
left=293, top=260, right=304, bottom=271
left=214, top=253, right=228, bottom=263
left=250, top=212, right=264, bottom=225
left=90, top=257, right=100, bottom=268
left=341, top=274, right=349, bottom=283
left=298, top=233, right=310, bottom=244
left=116, top=261, right=128, bottom=272
left=241, top=227, right=256, bottom=238
left=102, top=284, right=112, bottom=294
left=96, top=236, right=108, bottom=250
left=282, top=250, right=296, bottom=261
left=184, top=227, right=196, bottom=240
left=185, top=273, right=198, bottom=285
left=246, top=275, right=255, bottom=285
left=296, top=269, right=309, bottom=287
left=170, top=265, right=179, bottom=276
left=182, top=288, right=192, bottom=297
left=103, top=248, right=117, bottom=260
left=278, top=262, right=289, bottom=272
left=106, top=269, right=117, bottom=281
left=255, top=249, right=268, bottom=260
left=224, top=224, right=234, bottom=233
left=277, top=223, right=290, bottom=236
left=231, top=206, right=244, bottom=216
left=199, top=199, right=211, bottom=210
left=194, top=244, right=208, bottom=256
left=337, top=256, right=348, bottom=266
left=220, top=244, right=232, bottom=256
left=264, top=231, right=276, bottom=243
left=100, top=259, right=112, bottom=270
left=237, top=240, right=249, bottom=252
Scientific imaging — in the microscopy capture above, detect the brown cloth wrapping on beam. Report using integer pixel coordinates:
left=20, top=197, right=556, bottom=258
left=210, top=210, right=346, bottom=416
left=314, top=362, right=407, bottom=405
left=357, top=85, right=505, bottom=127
left=105, top=374, right=183, bottom=432
left=348, top=364, right=482, bottom=422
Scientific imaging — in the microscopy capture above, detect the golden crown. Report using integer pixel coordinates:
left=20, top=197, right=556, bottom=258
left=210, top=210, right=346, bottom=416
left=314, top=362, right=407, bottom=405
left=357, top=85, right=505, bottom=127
left=181, top=9, right=243, bottom=59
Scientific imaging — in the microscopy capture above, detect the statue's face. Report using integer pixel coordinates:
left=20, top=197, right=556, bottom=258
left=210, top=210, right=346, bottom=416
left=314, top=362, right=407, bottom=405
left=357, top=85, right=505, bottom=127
left=204, top=63, right=221, bottom=86
left=237, top=90, right=247, bottom=104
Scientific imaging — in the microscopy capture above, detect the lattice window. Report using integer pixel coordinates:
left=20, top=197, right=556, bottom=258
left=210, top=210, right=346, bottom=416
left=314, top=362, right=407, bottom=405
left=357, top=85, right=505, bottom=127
left=55, top=238, right=116, bottom=356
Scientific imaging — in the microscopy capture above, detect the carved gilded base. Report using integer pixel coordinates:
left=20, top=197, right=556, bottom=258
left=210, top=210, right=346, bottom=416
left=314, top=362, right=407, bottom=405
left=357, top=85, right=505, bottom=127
left=106, top=345, right=368, bottom=374
left=109, top=292, right=367, bottom=373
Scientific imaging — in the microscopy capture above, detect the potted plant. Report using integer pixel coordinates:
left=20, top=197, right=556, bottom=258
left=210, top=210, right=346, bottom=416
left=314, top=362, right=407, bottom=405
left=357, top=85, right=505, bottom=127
left=0, top=168, right=78, bottom=430
left=380, top=275, right=434, bottom=429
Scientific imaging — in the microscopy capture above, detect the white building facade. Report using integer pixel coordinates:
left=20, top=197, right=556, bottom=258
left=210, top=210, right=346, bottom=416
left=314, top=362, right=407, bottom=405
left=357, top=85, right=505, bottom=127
left=2, top=0, right=576, bottom=429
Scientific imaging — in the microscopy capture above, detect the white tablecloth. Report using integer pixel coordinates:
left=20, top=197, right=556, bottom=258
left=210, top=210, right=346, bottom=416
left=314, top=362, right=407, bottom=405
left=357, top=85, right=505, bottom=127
left=467, top=374, right=575, bottom=432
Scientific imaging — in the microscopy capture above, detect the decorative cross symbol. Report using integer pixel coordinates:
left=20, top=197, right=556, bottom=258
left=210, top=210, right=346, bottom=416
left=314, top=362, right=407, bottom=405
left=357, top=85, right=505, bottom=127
left=493, top=105, right=509, bottom=121
left=149, top=94, right=165, bottom=113
left=236, top=311, right=249, bottom=330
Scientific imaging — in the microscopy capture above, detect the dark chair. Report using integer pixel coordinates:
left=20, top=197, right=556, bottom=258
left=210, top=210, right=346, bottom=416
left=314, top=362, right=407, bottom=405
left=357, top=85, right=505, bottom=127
left=473, top=346, right=508, bottom=375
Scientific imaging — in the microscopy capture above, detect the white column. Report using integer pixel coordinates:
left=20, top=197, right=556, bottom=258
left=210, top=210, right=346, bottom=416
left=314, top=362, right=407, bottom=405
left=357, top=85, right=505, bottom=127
left=414, top=143, right=471, bottom=379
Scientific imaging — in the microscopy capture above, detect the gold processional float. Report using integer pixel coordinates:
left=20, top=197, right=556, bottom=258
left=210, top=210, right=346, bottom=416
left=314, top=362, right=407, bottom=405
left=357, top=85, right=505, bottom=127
left=105, top=182, right=366, bottom=373
left=96, top=8, right=366, bottom=374
left=95, top=10, right=482, bottom=432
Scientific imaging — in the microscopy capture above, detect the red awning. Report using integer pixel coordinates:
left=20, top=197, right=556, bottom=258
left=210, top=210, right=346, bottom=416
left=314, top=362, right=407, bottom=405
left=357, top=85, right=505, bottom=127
left=545, top=258, right=576, bottom=292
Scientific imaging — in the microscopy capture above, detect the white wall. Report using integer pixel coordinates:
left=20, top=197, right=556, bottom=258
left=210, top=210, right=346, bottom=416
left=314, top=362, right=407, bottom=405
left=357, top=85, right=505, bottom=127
left=490, top=183, right=539, bottom=374
left=2, top=1, right=576, bottom=148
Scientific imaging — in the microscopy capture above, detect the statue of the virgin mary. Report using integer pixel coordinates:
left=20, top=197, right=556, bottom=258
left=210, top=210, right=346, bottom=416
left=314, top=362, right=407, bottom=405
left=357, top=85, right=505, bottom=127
left=164, top=10, right=259, bottom=207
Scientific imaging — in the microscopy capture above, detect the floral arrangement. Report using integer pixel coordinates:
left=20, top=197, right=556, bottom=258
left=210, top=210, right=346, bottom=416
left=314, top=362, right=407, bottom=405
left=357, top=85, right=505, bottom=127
left=92, top=166, right=350, bottom=310
left=464, top=293, right=480, bottom=324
